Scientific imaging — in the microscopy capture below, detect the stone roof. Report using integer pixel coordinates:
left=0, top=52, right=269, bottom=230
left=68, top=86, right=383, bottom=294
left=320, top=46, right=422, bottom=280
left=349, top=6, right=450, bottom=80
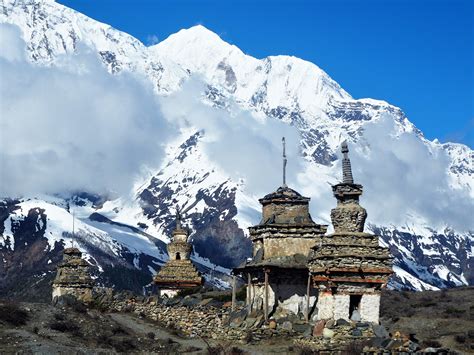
left=259, top=186, right=310, bottom=205
left=154, top=260, right=203, bottom=288
left=234, top=253, right=309, bottom=271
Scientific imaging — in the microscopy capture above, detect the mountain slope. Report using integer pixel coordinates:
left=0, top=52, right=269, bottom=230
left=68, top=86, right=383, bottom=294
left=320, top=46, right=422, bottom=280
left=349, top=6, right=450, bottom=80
left=0, top=0, right=472, bottom=295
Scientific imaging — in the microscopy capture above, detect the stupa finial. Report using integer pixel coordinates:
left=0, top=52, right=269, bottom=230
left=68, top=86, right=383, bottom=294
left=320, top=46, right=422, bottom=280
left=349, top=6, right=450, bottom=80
left=175, top=206, right=182, bottom=230
left=341, top=140, right=354, bottom=184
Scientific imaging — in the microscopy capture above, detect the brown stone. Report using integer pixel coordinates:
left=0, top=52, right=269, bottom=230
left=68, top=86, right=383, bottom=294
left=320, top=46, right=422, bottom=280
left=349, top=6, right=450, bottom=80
left=313, top=319, right=326, bottom=336
left=268, top=319, right=277, bottom=329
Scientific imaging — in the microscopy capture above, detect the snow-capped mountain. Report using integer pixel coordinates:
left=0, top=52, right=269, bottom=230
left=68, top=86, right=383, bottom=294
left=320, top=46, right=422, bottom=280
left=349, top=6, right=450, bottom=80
left=1, top=0, right=472, bottom=296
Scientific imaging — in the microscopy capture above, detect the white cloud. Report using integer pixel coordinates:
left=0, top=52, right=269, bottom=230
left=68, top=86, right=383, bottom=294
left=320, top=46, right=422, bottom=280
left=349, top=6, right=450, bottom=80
left=1, top=23, right=472, bottom=234
left=351, top=115, right=474, bottom=231
left=158, top=78, right=305, bottom=195
left=0, top=24, right=171, bottom=198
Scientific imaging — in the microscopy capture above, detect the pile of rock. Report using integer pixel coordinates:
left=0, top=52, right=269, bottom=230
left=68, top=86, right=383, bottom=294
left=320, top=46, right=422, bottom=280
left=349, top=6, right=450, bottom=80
left=93, top=292, right=452, bottom=353
left=107, top=295, right=230, bottom=338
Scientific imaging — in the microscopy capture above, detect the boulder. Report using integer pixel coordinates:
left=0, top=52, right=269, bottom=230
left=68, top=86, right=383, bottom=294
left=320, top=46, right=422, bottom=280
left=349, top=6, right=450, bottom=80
left=372, top=324, right=389, bottom=339
left=199, top=298, right=213, bottom=307
left=323, top=328, right=335, bottom=338
left=356, top=322, right=370, bottom=328
left=336, top=318, right=350, bottom=326
left=325, top=319, right=336, bottom=329
left=293, top=322, right=311, bottom=334
left=281, top=321, right=293, bottom=331
left=313, top=320, right=326, bottom=336
left=229, top=308, right=247, bottom=328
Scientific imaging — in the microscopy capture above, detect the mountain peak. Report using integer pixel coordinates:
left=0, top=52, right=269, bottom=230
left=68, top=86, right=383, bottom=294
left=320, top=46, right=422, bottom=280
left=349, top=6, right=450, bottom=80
left=151, top=24, right=242, bottom=59
left=175, top=25, right=222, bottom=42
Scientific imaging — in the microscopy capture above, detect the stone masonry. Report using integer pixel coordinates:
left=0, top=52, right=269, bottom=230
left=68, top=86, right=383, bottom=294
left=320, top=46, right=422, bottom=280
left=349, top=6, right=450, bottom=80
left=309, top=141, right=392, bottom=323
left=154, top=209, right=203, bottom=297
left=52, top=247, right=94, bottom=303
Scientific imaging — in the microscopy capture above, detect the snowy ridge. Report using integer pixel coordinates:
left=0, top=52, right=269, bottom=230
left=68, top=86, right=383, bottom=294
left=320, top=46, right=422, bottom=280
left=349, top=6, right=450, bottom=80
left=0, top=0, right=188, bottom=93
left=1, top=0, right=473, bottom=292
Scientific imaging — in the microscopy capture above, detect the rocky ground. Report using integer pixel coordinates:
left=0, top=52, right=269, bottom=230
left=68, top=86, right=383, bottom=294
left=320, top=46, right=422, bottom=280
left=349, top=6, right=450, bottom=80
left=380, top=287, right=474, bottom=354
left=0, top=287, right=473, bottom=354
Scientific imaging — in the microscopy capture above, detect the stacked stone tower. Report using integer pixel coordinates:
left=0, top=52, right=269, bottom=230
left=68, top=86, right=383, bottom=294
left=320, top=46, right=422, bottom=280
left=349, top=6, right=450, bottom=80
left=52, top=247, right=94, bottom=303
left=309, top=142, right=392, bottom=323
left=234, top=138, right=327, bottom=320
left=154, top=209, right=203, bottom=297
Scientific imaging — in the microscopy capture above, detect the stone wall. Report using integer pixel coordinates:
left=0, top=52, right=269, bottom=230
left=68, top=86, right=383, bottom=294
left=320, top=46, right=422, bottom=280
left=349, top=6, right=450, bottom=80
left=360, top=293, right=380, bottom=323
left=262, top=203, right=312, bottom=225
left=333, top=294, right=350, bottom=320
left=315, top=290, right=381, bottom=323
left=248, top=282, right=317, bottom=317
left=52, top=286, right=93, bottom=303
left=316, top=292, right=334, bottom=320
left=264, top=237, right=317, bottom=258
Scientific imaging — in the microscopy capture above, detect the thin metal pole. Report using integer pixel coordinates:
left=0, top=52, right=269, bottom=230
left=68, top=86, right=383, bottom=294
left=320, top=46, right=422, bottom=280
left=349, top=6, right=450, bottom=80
left=264, top=270, right=269, bottom=321
left=305, top=273, right=311, bottom=322
left=282, top=137, right=287, bottom=187
left=231, top=275, right=236, bottom=312
left=247, top=273, right=251, bottom=307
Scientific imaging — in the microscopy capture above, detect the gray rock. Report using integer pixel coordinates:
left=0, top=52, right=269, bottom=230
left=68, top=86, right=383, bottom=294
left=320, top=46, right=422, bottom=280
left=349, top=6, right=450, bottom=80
left=323, top=328, right=335, bottom=338
left=325, top=319, right=336, bottom=329
left=352, top=329, right=362, bottom=337
left=372, top=324, right=389, bottom=338
left=336, top=318, right=350, bottom=326
left=350, top=309, right=361, bottom=321
left=229, top=308, right=247, bottom=328
left=408, top=340, right=420, bottom=352
left=182, top=296, right=200, bottom=307
left=281, top=320, right=293, bottom=331
left=293, top=322, right=311, bottom=334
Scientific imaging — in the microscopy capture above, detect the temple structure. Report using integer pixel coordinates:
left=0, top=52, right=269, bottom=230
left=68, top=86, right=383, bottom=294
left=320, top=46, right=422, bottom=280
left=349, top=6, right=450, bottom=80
left=234, top=138, right=327, bottom=320
left=309, top=141, right=392, bottom=323
left=52, top=247, right=94, bottom=303
left=154, top=209, right=203, bottom=297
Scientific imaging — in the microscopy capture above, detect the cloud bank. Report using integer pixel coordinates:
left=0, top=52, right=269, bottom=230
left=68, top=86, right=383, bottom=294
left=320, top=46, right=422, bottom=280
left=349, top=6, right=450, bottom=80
left=1, top=23, right=472, bottom=233
left=0, top=24, right=170, bottom=197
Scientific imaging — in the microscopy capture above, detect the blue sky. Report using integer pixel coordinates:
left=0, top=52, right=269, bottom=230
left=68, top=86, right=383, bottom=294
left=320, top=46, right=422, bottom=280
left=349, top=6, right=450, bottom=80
left=59, top=0, right=473, bottom=147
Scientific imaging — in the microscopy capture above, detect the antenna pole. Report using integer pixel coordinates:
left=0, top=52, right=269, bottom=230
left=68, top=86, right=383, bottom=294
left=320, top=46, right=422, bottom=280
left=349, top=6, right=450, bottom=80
left=282, top=137, right=287, bottom=187
left=72, top=209, right=75, bottom=248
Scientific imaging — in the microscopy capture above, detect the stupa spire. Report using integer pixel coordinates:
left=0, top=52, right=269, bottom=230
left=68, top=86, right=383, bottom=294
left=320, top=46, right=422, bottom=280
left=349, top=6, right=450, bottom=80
left=341, top=141, right=354, bottom=184
left=175, top=206, right=182, bottom=230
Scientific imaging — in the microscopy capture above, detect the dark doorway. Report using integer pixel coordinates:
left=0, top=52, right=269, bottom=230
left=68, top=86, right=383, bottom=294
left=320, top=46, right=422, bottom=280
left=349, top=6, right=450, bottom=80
left=349, top=295, right=362, bottom=319
left=176, top=252, right=181, bottom=260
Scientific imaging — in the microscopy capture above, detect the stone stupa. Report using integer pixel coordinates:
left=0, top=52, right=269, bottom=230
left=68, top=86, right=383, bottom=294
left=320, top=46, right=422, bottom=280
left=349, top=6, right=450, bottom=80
left=52, top=247, right=94, bottom=304
left=309, top=141, right=393, bottom=323
left=154, top=209, right=203, bottom=297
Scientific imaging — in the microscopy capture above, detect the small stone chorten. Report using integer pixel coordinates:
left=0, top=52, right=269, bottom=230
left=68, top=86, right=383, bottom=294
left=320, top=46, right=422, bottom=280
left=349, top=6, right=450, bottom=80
left=234, top=137, right=327, bottom=320
left=309, top=141, right=392, bottom=323
left=52, top=247, right=94, bottom=303
left=154, top=209, right=203, bottom=297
